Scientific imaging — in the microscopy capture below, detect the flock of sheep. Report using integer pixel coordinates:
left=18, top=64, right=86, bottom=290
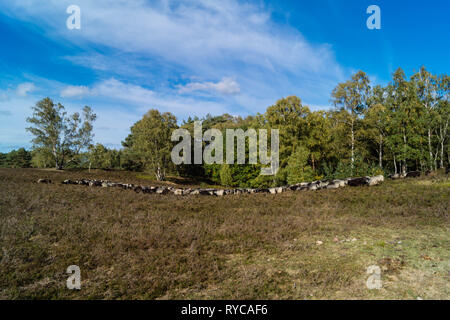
left=36, top=170, right=432, bottom=197
left=34, top=173, right=406, bottom=196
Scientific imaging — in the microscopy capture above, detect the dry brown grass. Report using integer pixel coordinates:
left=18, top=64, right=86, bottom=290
left=0, top=168, right=448, bottom=299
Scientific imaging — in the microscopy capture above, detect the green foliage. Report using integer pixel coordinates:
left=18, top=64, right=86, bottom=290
left=263, top=96, right=310, bottom=167
left=26, top=98, right=96, bottom=169
left=331, top=71, right=371, bottom=174
left=31, top=148, right=55, bottom=168
left=249, top=174, right=275, bottom=188
left=175, top=68, right=447, bottom=187
left=332, top=155, right=385, bottom=179
left=12, top=67, right=449, bottom=184
left=123, top=109, right=177, bottom=180
left=219, top=164, right=233, bottom=187
left=286, top=146, right=314, bottom=184
left=1, top=148, right=32, bottom=168
left=0, top=153, right=6, bottom=168
left=332, top=160, right=353, bottom=180
left=120, top=149, right=144, bottom=172
left=88, top=144, right=121, bottom=170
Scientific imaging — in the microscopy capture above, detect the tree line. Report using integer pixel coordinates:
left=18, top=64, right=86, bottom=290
left=10, top=67, right=449, bottom=188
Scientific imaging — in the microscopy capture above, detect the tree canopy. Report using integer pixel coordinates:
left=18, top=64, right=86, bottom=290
left=26, top=97, right=96, bottom=170
left=22, top=67, right=449, bottom=187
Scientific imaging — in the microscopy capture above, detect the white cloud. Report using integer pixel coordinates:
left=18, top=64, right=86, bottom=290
left=92, top=79, right=155, bottom=104
left=0, top=0, right=351, bottom=136
left=0, top=1, right=346, bottom=104
left=60, top=85, right=91, bottom=98
left=16, top=82, right=35, bottom=96
left=60, top=78, right=231, bottom=118
left=178, top=77, right=240, bottom=95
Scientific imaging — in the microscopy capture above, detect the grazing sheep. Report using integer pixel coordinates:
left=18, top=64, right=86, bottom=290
left=156, top=187, right=169, bottom=194
left=326, top=183, right=339, bottom=189
left=53, top=173, right=394, bottom=198
left=275, top=187, right=284, bottom=194
left=37, top=178, right=52, bottom=184
left=198, top=189, right=212, bottom=195
left=215, top=190, right=225, bottom=196
left=317, top=180, right=329, bottom=189
left=89, top=180, right=101, bottom=187
left=347, top=177, right=369, bottom=187
left=173, top=189, right=184, bottom=195
left=333, top=179, right=346, bottom=188
left=405, top=171, right=421, bottom=178
left=368, top=175, right=384, bottom=186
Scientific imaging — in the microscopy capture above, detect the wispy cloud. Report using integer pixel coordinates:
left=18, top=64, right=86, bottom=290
left=0, top=0, right=346, bottom=107
left=178, top=77, right=240, bottom=95
left=16, top=82, right=36, bottom=96
left=60, top=85, right=91, bottom=98
left=0, top=0, right=351, bottom=151
left=60, top=78, right=231, bottom=117
left=2, top=0, right=339, bottom=74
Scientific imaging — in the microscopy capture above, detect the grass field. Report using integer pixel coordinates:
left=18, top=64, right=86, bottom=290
left=0, top=168, right=449, bottom=299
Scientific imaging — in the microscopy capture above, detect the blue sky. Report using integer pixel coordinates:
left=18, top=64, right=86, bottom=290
left=0, top=0, right=449, bottom=152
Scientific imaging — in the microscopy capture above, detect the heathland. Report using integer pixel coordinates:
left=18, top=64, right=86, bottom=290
left=1, top=168, right=448, bottom=299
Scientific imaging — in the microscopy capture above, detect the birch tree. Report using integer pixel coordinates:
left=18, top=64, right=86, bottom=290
left=331, top=71, right=370, bottom=174
left=26, top=97, right=96, bottom=170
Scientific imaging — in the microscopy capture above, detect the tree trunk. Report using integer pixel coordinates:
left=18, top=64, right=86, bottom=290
left=52, top=144, right=60, bottom=170
left=155, top=165, right=165, bottom=181
left=379, top=134, right=383, bottom=168
left=438, top=120, right=448, bottom=169
left=434, top=145, right=439, bottom=170
left=351, top=117, right=355, bottom=174
left=441, top=139, right=445, bottom=169
left=393, top=154, right=397, bottom=175
left=428, top=128, right=434, bottom=170
left=448, top=142, right=450, bottom=167
left=403, top=132, right=407, bottom=174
